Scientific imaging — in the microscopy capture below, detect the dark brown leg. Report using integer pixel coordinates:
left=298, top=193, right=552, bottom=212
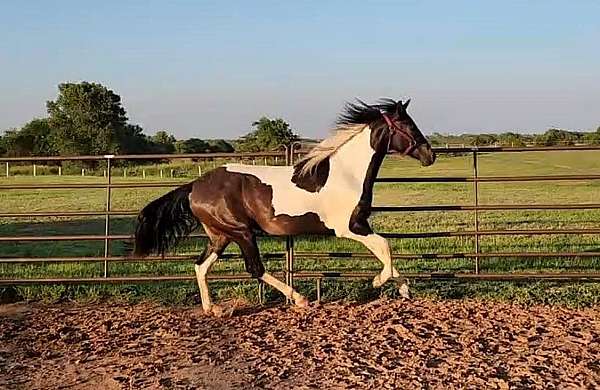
left=234, top=231, right=308, bottom=307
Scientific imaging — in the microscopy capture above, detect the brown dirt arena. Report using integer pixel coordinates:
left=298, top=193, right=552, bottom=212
left=1, top=298, right=599, bottom=389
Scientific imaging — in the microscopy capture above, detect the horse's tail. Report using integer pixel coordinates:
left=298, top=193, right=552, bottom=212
left=133, top=182, right=200, bottom=257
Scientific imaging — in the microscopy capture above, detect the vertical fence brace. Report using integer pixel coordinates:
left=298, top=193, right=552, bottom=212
left=473, top=150, right=480, bottom=274
left=103, top=155, right=114, bottom=278
left=316, top=278, right=322, bottom=303
left=258, top=281, right=264, bottom=305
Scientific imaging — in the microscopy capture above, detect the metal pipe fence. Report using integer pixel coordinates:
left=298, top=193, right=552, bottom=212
left=1, top=146, right=600, bottom=301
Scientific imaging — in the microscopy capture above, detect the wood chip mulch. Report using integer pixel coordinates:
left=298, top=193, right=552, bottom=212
left=0, top=298, right=599, bottom=389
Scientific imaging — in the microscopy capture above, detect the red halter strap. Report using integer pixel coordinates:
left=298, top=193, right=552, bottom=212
left=381, top=113, right=419, bottom=156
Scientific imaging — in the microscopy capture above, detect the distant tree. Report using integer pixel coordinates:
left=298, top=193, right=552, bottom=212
left=0, top=134, right=5, bottom=156
left=236, top=117, right=298, bottom=152
left=116, top=124, right=156, bottom=154
left=497, top=132, right=526, bottom=147
left=584, top=127, right=600, bottom=145
left=152, top=130, right=176, bottom=153
left=2, top=119, right=55, bottom=156
left=174, top=138, right=210, bottom=154
left=206, top=139, right=235, bottom=153
left=472, top=134, right=498, bottom=146
left=46, top=82, right=128, bottom=155
left=536, top=128, right=584, bottom=146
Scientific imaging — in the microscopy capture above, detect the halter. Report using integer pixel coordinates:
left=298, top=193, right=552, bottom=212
left=381, top=113, right=419, bottom=156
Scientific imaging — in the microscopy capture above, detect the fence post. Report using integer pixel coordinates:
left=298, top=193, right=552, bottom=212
left=58, top=166, right=62, bottom=176
left=5, top=162, right=8, bottom=177
left=258, top=281, right=264, bottom=305
left=198, top=166, right=202, bottom=176
left=285, top=236, right=295, bottom=304
left=142, top=169, right=146, bottom=179
left=160, top=169, right=163, bottom=178
left=170, top=169, right=174, bottom=178
left=33, top=164, right=36, bottom=177
left=284, top=145, right=295, bottom=303
left=124, top=168, right=127, bottom=178
left=473, top=150, right=480, bottom=274
left=81, top=168, right=85, bottom=176
left=316, top=278, right=322, bottom=303
left=104, top=155, right=114, bottom=277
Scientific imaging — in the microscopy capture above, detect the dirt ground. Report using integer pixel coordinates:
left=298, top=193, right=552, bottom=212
left=0, top=298, right=599, bottom=389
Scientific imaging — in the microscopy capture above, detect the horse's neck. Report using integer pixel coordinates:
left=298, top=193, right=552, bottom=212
left=328, top=127, right=380, bottom=189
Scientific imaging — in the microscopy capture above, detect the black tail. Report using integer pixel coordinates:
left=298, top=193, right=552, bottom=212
left=133, top=182, right=200, bottom=257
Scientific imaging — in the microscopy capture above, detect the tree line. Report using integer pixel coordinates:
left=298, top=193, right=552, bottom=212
left=1, top=81, right=598, bottom=160
left=428, top=128, right=600, bottom=147
left=0, top=82, right=298, bottom=159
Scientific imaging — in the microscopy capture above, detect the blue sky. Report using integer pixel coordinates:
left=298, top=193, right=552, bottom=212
left=1, top=1, right=599, bottom=139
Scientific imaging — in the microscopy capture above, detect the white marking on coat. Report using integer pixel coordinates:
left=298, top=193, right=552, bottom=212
left=195, top=253, right=218, bottom=312
left=225, top=126, right=375, bottom=234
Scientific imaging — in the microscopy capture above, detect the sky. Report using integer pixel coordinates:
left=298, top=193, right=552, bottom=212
left=1, top=0, right=599, bottom=139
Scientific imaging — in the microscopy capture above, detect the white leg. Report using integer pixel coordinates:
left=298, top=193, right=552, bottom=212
left=260, top=272, right=309, bottom=307
left=194, top=253, right=218, bottom=312
left=341, top=232, right=399, bottom=287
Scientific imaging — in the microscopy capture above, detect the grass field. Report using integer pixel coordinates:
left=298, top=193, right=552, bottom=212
left=1, top=150, right=600, bottom=307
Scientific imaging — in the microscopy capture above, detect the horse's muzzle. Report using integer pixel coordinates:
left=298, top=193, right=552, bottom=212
left=416, top=144, right=436, bottom=167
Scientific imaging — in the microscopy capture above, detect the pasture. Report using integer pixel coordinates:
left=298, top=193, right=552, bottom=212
left=1, top=149, right=599, bottom=306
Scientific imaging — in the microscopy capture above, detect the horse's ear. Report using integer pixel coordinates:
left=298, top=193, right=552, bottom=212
left=396, top=99, right=408, bottom=114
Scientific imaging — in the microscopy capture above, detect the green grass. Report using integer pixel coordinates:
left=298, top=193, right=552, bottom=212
left=1, top=150, right=600, bottom=307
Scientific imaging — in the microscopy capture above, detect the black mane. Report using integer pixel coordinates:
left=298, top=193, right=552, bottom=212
left=292, top=98, right=402, bottom=193
left=336, top=98, right=399, bottom=126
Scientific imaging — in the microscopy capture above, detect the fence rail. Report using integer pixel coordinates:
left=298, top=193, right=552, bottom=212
left=1, top=145, right=600, bottom=301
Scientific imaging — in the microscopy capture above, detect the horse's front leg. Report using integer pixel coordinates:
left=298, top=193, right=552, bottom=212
left=340, top=232, right=400, bottom=287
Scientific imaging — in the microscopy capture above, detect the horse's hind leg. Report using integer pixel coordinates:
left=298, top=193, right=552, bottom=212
left=235, top=232, right=309, bottom=308
left=195, top=228, right=230, bottom=314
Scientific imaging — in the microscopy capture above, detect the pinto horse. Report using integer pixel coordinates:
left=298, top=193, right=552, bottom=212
left=134, top=98, right=435, bottom=314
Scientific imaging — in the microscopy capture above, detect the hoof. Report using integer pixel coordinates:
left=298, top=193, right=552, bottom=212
left=209, top=304, right=234, bottom=318
left=372, top=273, right=391, bottom=288
left=392, top=267, right=401, bottom=278
left=295, top=296, right=310, bottom=308
left=398, top=282, right=411, bottom=299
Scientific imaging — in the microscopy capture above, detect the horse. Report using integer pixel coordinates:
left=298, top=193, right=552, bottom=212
left=133, top=98, right=436, bottom=315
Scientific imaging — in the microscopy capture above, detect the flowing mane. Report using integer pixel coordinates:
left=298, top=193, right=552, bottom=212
left=295, top=99, right=399, bottom=176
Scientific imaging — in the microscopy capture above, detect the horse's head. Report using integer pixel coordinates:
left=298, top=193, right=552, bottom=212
left=379, top=99, right=436, bottom=166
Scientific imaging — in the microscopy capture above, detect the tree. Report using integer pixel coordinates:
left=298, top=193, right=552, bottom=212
left=174, top=138, right=210, bottom=154
left=206, top=139, right=234, bottom=153
left=472, top=134, right=498, bottom=146
left=46, top=82, right=128, bottom=155
left=536, top=129, right=583, bottom=146
left=236, top=117, right=298, bottom=152
left=497, top=132, right=526, bottom=147
left=0, top=135, right=5, bottom=156
left=152, top=130, right=176, bottom=153
left=117, top=124, right=156, bottom=155
left=2, top=119, right=55, bottom=156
